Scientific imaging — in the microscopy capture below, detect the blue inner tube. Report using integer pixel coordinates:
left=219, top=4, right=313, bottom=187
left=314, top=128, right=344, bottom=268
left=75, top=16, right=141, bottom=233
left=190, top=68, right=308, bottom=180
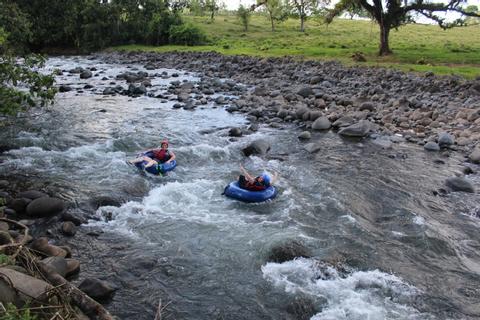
left=135, top=159, right=177, bottom=175
left=223, top=181, right=277, bottom=203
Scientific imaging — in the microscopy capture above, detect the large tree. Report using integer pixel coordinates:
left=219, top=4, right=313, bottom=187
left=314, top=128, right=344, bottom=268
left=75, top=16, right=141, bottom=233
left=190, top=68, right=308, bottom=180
left=288, top=0, right=330, bottom=32
left=263, top=0, right=289, bottom=31
left=327, top=0, right=480, bottom=56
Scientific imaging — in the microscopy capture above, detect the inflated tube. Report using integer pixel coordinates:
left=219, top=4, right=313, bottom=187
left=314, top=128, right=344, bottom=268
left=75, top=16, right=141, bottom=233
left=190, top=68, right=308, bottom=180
left=223, top=181, right=277, bottom=203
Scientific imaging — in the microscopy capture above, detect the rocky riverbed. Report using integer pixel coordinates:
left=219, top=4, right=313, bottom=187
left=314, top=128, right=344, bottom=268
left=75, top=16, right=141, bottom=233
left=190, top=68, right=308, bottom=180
left=1, top=52, right=480, bottom=319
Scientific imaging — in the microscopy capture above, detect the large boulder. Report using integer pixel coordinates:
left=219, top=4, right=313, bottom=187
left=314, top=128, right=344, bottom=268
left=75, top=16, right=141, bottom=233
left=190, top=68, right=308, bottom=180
left=8, top=198, right=31, bottom=214
left=242, top=139, right=271, bottom=157
left=78, top=278, right=116, bottom=301
left=303, top=143, right=322, bottom=154
left=229, top=128, right=243, bottom=137
left=445, top=177, right=475, bottom=193
left=267, top=240, right=311, bottom=263
left=42, top=256, right=68, bottom=277
left=332, top=116, right=354, bottom=128
left=0, top=268, right=53, bottom=306
left=311, top=117, right=331, bottom=131
left=26, top=197, right=65, bottom=217
left=79, top=70, right=93, bottom=79
left=338, top=120, right=371, bottom=137
left=298, top=131, right=311, bottom=140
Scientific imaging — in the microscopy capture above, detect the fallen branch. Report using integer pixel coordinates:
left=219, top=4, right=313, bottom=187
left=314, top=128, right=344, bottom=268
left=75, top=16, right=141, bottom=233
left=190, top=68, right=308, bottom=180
left=0, top=218, right=29, bottom=260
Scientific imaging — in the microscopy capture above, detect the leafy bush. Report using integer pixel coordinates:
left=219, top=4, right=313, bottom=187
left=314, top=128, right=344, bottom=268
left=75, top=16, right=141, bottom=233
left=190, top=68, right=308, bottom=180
left=1, top=303, right=37, bottom=320
left=169, top=23, right=207, bottom=46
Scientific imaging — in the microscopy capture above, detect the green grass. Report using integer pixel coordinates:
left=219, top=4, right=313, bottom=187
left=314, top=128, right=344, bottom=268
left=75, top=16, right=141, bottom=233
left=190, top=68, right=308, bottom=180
left=112, top=15, right=480, bottom=78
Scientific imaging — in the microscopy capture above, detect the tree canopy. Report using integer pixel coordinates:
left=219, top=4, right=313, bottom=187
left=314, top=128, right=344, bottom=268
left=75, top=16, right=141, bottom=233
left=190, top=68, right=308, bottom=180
left=327, top=0, right=480, bottom=55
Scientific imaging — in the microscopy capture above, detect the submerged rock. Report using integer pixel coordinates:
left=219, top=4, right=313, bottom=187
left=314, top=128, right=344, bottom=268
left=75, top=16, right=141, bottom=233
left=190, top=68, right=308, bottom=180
left=445, top=177, right=475, bottom=193
left=267, top=240, right=311, bottom=263
left=242, top=139, right=271, bottom=157
left=78, top=278, right=116, bottom=301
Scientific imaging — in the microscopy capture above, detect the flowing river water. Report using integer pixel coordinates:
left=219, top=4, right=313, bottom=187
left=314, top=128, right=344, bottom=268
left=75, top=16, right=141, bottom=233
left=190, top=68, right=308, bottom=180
left=1, top=56, right=480, bottom=320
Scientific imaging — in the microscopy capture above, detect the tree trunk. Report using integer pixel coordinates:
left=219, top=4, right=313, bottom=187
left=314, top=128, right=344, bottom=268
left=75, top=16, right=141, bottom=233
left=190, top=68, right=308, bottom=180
left=269, top=11, right=275, bottom=31
left=210, top=10, right=215, bottom=21
left=300, top=15, right=305, bottom=32
left=379, top=22, right=392, bottom=55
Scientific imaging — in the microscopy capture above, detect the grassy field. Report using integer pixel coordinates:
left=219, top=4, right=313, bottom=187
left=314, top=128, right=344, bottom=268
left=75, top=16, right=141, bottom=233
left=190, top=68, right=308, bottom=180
left=113, top=15, right=480, bottom=78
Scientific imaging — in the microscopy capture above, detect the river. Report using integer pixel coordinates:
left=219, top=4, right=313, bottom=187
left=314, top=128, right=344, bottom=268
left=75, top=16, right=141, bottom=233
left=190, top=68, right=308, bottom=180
left=1, top=55, right=480, bottom=320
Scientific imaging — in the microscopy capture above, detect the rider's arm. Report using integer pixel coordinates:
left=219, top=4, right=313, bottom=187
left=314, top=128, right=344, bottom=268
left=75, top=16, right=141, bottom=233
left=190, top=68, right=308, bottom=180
left=167, top=151, right=176, bottom=163
left=240, top=165, right=254, bottom=181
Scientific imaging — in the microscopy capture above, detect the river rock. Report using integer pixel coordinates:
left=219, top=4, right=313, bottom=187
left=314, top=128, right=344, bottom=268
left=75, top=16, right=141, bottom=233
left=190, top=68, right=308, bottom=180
left=359, top=102, right=376, bottom=112
left=445, top=177, right=475, bottom=193
left=297, top=86, right=314, bottom=98
left=303, top=143, right=322, bottom=153
left=17, top=190, right=48, bottom=200
left=8, top=198, right=31, bottom=214
left=438, top=132, right=454, bottom=147
left=59, top=85, right=73, bottom=93
left=80, top=70, right=92, bottom=79
left=332, top=116, right=354, bottom=128
left=62, top=211, right=87, bottom=226
left=469, top=147, right=480, bottom=164
left=78, top=278, right=116, bottom=301
left=0, top=231, right=13, bottom=245
left=424, top=141, right=440, bottom=151
left=229, top=128, right=242, bottom=137
left=42, top=256, right=68, bottom=277
left=61, top=221, right=76, bottom=236
left=0, top=267, right=53, bottom=306
left=298, top=131, right=311, bottom=140
left=26, top=197, right=65, bottom=217
left=372, top=137, right=393, bottom=149
left=338, top=120, right=371, bottom=137
left=267, top=240, right=311, bottom=263
left=66, top=258, right=81, bottom=277
left=242, top=139, right=271, bottom=157
left=286, top=296, right=318, bottom=320
left=30, top=237, right=68, bottom=258
left=311, top=117, right=331, bottom=130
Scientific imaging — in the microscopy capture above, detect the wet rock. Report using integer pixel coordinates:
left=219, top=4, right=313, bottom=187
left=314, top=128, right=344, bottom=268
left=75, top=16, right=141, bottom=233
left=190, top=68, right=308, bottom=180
left=286, top=296, right=318, bottom=320
left=0, top=231, right=13, bottom=245
left=62, top=211, right=87, bottom=226
left=215, top=96, right=227, bottom=104
left=17, top=190, right=48, bottom=200
left=26, top=197, right=65, bottom=217
left=267, top=240, right=311, bottom=263
left=0, top=267, right=53, bottom=306
left=338, top=120, right=371, bottom=137
left=438, top=132, right=454, bottom=147
left=66, top=259, right=81, bottom=277
left=303, top=143, right=322, bottom=153
left=80, top=70, right=92, bottom=79
left=103, top=87, right=115, bottom=95
left=42, top=256, right=68, bottom=277
left=78, top=278, right=116, bottom=301
left=298, top=131, right=311, bottom=140
left=0, top=180, right=8, bottom=188
left=372, top=137, right=393, bottom=149
left=59, top=85, right=73, bottom=93
left=311, top=117, right=331, bottom=131
left=359, top=102, right=375, bottom=112
left=445, top=177, right=475, bottom=193
left=30, top=237, right=68, bottom=258
left=8, top=198, right=31, bottom=214
left=89, top=195, right=122, bottom=209
left=229, top=128, right=242, bottom=137
left=61, top=221, right=76, bottom=236
left=424, top=141, right=440, bottom=151
left=242, top=139, right=271, bottom=157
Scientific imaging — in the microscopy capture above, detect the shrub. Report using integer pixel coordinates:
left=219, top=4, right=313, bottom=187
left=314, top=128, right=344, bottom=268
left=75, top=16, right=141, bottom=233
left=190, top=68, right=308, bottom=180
left=169, top=23, right=207, bottom=46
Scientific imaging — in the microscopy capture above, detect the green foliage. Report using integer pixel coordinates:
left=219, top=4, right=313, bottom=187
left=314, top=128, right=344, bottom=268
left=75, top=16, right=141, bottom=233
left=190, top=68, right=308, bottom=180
left=169, top=23, right=207, bottom=45
left=0, top=54, right=56, bottom=115
left=0, top=253, right=12, bottom=265
left=237, top=5, right=251, bottom=31
left=0, top=1, right=32, bottom=54
left=0, top=303, right=37, bottom=320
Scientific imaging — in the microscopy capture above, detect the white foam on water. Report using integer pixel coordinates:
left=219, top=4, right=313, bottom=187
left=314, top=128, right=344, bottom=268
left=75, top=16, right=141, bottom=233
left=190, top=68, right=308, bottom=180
left=175, top=143, right=233, bottom=162
left=340, top=214, right=357, bottom=224
left=412, top=215, right=425, bottom=225
left=262, top=258, right=432, bottom=320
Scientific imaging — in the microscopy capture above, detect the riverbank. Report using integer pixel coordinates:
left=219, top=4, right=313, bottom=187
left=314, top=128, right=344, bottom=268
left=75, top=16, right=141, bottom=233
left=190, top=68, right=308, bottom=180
left=113, top=16, right=480, bottom=78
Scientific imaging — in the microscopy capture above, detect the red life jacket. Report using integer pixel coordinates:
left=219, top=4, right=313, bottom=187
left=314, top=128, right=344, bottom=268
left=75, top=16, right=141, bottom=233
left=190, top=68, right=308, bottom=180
left=152, top=149, right=171, bottom=163
left=244, top=177, right=267, bottom=191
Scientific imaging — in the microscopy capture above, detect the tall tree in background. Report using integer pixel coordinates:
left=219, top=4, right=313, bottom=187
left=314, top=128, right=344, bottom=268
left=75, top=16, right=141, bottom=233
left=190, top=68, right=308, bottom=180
left=327, top=0, right=480, bottom=56
left=205, top=0, right=219, bottom=20
left=464, top=5, right=479, bottom=25
left=288, top=0, right=330, bottom=32
left=264, top=0, right=289, bottom=31
left=237, top=4, right=251, bottom=31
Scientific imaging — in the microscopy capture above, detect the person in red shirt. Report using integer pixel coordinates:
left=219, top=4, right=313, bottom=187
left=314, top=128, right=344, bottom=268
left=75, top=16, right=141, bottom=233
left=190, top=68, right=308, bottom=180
left=238, top=165, right=277, bottom=191
left=128, top=139, right=176, bottom=172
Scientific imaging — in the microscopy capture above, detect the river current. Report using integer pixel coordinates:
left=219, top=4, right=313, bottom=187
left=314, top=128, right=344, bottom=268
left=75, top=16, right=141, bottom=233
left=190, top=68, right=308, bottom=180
left=1, top=56, right=480, bottom=320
